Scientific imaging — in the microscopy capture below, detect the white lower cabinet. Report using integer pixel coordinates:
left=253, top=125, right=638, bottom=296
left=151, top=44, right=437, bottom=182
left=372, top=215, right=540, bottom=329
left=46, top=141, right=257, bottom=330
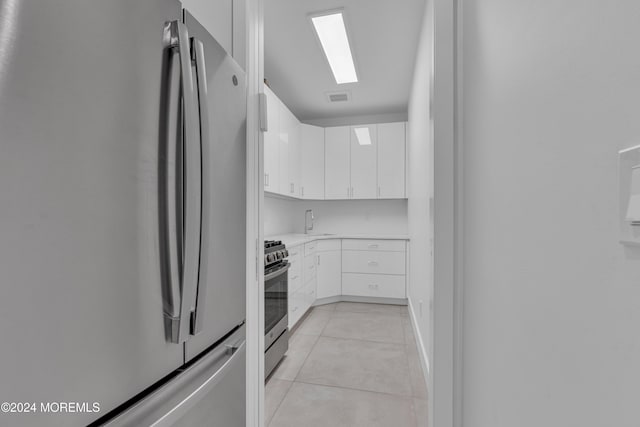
left=341, top=239, right=406, bottom=299
left=342, top=273, right=406, bottom=299
left=288, top=288, right=305, bottom=328
left=288, top=238, right=406, bottom=328
left=288, top=244, right=303, bottom=293
left=316, top=240, right=342, bottom=299
left=341, top=250, right=406, bottom=275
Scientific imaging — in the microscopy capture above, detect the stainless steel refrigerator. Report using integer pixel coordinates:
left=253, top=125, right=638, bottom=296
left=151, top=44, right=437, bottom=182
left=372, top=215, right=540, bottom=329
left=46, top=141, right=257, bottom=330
left=0, top=1, right=247, bottom=426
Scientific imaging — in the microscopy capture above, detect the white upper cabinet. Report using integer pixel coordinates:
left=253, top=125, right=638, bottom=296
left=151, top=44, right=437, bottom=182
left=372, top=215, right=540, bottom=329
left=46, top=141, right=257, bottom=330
left=286, top=109, right=301, bottom=197
left=324, top=126, right=351, bottom=200
left=377, top=122, right=406, bottom=198
left=263, top=89, right=406, bottom=201
left=300, top=124, right=325, bottom=199
left=264, top=87, right=301, bottom=198
left=350, top=124, right=378, bottom=199
left=277, top=97, right=290, bottom=195
left=263, top=86, right=279, bottom=193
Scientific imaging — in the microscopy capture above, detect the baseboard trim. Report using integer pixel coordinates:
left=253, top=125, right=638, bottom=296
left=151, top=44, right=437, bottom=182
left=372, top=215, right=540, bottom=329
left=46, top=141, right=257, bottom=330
left=408, top=298, right=431, bottom=381
left=313, top=295, right=408, bottom=306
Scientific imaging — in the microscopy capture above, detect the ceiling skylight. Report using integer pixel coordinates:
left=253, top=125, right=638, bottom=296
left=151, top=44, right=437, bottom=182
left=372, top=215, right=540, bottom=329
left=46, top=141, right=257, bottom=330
left=311, top=12, right=358, bottom=84
left=354, top=127, right=371, bottom=145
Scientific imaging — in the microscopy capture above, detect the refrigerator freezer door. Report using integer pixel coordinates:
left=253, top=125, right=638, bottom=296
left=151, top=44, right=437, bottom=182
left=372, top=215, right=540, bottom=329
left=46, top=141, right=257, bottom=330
left=183, top=10, right=247, bottom=361
left=0, top=1, right=186, bottom=426
left=103, top=325, right=246, bottom=427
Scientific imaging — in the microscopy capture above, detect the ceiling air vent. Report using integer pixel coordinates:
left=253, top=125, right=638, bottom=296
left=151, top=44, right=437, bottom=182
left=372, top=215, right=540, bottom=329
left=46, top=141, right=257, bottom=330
left=326, top=91, right=350, bottom=103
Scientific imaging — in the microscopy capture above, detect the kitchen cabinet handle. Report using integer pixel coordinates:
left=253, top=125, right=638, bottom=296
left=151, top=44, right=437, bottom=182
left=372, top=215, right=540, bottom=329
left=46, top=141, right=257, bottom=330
left=368, top=244, right=379, bottom=249
left=317, top=255, right=320, bottom=265
left=301, top=186, right=304, bottom=197
left=264, top=173, right=268, bottom=187
left=378, top=186, right=381, bottom=197
left=368, top=261, right=379, bottom=266
left=161, top=21, right=200, bottom=344
left=190, top=37, right=210, bottom=336
left=368, top=284, right=379, bottom=290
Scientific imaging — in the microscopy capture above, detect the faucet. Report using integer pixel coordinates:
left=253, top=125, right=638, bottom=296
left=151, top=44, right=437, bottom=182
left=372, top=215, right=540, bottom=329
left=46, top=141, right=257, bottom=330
left=304, top=209, right=314, bottom=234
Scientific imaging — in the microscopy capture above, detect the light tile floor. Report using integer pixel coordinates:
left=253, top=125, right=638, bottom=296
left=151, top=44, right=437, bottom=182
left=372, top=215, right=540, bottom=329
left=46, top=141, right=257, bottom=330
left=265, top=302, right=428, bottom=427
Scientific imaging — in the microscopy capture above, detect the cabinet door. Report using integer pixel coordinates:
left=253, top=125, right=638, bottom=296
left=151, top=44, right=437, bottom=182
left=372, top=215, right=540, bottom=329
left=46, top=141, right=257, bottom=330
left=288, top=111, right=301, bottom=197
left=263, top=86, right=279, bottom=193
left=300, top=124, right=325, bottom=199
left=324, top=126, right=351, bottom=199
left=377, top=122, right=406, bottom=199
left=277, top=98, right=290, bottom=196
left=317, top=250, right=342, bottom=299
left=350, top=124, right=378, bottom=199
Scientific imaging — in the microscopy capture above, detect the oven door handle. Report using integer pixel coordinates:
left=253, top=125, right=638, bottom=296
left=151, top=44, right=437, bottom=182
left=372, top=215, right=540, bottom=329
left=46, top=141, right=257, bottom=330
left=264, top=262, right=291, bottom=281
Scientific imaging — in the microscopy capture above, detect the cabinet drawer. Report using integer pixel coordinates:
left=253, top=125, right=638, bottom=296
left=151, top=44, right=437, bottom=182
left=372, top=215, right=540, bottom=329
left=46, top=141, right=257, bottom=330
left=289, top=260, right=302, bottom=285
left=317, top=239, right=341, bottom=252
left=342, top=239, right=406, bottom=252
left=289, top=289, right=305, bottom=328
left=342, top=250, right=406, bottom=275
left=304, top=241, right=317, bottom=255
left=289, top=271, right=303, bottom=294
left=303, top=254, right=317, bottom=283
left=301, top=280, right=316, bottom=310
left=287, top=244, right=303, bottom=259
left=342, top=273, right=406, bottom=299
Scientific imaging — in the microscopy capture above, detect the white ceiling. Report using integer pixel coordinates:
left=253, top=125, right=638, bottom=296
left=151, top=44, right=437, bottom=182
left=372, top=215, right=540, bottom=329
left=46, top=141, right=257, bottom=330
left=265, top=0, right=426, bottom=122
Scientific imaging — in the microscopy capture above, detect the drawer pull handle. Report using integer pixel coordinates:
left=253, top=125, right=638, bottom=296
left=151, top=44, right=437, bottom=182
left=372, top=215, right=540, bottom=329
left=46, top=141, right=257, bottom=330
left=368, top=261, right=379, bottom=266
left=368, top=244, right=379, bottom=249
left=368, top=284, right=379, bottom=290
left=290, top=275, right=298, bottom=280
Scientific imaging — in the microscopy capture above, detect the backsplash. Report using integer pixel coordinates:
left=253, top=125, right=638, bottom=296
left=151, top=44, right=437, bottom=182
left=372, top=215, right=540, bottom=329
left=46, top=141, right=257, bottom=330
left=264, top=194, right=408, bottom=236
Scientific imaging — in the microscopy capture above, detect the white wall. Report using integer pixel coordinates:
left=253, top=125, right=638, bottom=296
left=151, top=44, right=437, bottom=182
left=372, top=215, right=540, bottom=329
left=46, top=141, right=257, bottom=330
left=407, top=0, right=434, bottom=383
left=264, top=194, right=408, bottom=236
left=461, top=1, right=640, bottom=426
left=264, top=195, right=297, bottom=236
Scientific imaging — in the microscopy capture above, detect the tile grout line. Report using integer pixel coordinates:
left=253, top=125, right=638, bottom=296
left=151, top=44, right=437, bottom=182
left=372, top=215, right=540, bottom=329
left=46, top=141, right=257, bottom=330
left=266, top=378, right=294, bottom=427
left=290, top=317, right=326, bottom=383
left=291, top=378, right=420, bottom=401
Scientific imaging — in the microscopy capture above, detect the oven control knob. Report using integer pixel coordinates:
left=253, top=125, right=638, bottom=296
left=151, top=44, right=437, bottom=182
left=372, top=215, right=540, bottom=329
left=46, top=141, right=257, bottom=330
left=283, top=249, right=289, bottom=258
left=275, top=252, right=282, bottom=260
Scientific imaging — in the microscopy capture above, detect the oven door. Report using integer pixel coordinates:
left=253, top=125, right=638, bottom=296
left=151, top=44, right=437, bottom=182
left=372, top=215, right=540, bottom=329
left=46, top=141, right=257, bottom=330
left=264, top=262, right=289, bottom=348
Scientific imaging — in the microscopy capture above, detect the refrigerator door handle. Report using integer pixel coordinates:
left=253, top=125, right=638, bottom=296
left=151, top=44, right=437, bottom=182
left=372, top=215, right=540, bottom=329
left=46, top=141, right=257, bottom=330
left=190, top=37, right=209, bottom=335
left=162, top=20, right=200, bottom=344
left=153, top=341, right=245, bottom=427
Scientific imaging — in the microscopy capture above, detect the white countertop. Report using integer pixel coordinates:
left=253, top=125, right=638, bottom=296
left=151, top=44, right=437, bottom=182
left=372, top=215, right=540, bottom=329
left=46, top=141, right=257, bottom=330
left=266, top=233, right=410, bottom=248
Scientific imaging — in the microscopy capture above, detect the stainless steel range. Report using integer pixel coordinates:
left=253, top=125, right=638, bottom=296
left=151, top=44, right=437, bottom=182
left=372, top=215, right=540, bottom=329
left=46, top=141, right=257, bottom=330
left=264, top=240, right=290, bottom=378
